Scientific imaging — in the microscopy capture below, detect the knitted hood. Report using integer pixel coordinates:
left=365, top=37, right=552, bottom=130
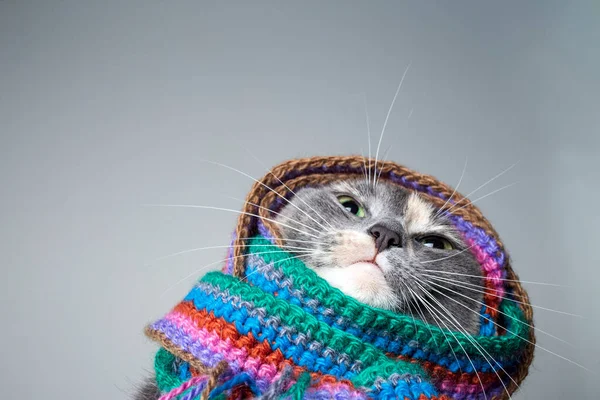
left=145, top=156, right=535, bottom=400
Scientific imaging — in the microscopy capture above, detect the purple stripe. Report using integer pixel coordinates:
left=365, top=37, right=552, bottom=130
left=257, top=220, right=276, bottom=243
left=150, top=319, right=275, bottom=392
left=152, top=319, right=225, bottom=369
left=180, top=383, right=206, bottom=400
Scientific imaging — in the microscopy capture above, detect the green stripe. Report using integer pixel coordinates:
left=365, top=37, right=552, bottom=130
left=155, top=348, right=185, bottom=393
left=246, top=236, right=529, bottom=358
left=201, top=271, right=424, bottom=386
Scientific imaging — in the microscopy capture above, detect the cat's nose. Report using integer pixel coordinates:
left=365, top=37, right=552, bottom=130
left=368, top=224, right=402, bottom=252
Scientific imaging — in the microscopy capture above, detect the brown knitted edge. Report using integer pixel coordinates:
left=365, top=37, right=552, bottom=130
left=200, top=360, right=229, bottom=400
left=145, top=325, right=213, bottom=374
left=146, top=326, right=232, bottom=398
left=228, top=155, right=534, bottom=399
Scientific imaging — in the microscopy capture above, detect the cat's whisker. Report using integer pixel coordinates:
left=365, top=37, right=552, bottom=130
left=402, top=281, right=448, bottom=355
left=418, top=243, right=478, bottom=264
left=433, top=157, right=468, bottom=220
left=423, top=273, right=583, bottom=318
left=143, top=204, right=321, bottom=239
left=373, top=62, right=411, bottom=189
left=414, top=275, right=521, bottom=399
left=221, top=194, right=323, bottom=235
left=364, top=95, right=373, bottom=186
left=397, top=282, right=421, bottom=349
left=423, top=277, right=575, bottom=347
left=147, top=243, right=318, bottom=265
left=246, top=151, right=336, bottom=230
left=405, top=284, right=492, bottom=400
left=411, top=287, right=498, bottom=399
left=411, top=280, right=514, bottom=400
left=233, top=237, right=327, bottom=246
left=421, top=268, right=566, bottom=287
left=402, top=285, right=463, bottom=379
left=422, top=294, right=466, bottom=373
left=374, top=144, right=392, bottom=188
left=443, top=161, right=519, bottom=214
left=161, top=249, right=315, bottom=296
left=445, top=181, right=519, bottom=215
left=420, top=276, right=594, bottom=373
left=198, top=159, right=333, bottom=233
left=359, top=149, right=370, bottom=190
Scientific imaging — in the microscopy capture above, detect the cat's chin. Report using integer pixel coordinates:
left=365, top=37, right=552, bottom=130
left=314, top=262, right=398, bottom=310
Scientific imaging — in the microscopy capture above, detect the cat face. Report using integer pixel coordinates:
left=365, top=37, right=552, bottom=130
left=274, top=179, right=483, bottom=334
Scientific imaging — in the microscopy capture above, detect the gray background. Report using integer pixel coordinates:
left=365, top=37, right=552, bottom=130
left=1, top=1, right=598, bottom=398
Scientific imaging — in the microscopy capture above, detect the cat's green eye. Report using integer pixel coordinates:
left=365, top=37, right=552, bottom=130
left=418, top=236, right=454, bottom=250
left=337, top=195, right=366, bottom=218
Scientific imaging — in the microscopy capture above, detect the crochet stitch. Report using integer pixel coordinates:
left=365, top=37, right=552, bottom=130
left=145, top=156, right=535, bottom=400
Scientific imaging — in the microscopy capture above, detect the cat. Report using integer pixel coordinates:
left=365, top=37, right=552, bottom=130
left=134, top=177, right=484, bottom=400
left=274, top=178, right=483, bottom=334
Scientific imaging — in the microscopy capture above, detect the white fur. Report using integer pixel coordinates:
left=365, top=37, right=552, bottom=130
left=314, top=229, right=398, bottom=310
left=315, top=262, right=398, bottom=309
left=404, top=193, right=435, bottom=234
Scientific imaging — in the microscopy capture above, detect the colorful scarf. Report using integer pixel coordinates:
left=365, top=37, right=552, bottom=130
left=144, top=156, right=535, bottom=400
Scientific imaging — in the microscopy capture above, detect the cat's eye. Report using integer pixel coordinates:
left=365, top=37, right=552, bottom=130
left=418, top=236, right=454, bottom=250
left=337, top=195, right=366, bottom=218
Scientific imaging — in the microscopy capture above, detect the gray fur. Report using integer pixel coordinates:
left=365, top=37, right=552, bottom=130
left=133, top=379, right=160, bottom=400
left=275, top=179, right=483, bottom=335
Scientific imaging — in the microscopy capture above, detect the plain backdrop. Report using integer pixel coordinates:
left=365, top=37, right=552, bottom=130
left=1, top=1, right=599, bottom=399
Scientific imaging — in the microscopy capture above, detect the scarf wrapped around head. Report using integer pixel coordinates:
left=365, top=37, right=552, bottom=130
left=145, top=156, right=535, bottom=400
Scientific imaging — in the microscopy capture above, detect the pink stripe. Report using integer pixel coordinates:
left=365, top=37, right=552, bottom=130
left=158, top=375, right=207, bottom=400
left=466, top=238, right=505, bottom=300
left=164, top=311, right=280, bottom=385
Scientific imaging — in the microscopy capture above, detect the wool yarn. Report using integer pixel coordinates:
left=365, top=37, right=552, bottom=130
left=145, top=156, right=535, bottom=400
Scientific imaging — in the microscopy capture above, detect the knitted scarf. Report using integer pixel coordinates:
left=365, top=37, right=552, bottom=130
left=144, top=156, right=535, bottom=400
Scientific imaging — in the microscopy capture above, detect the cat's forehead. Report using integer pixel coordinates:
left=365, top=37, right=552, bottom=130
left=323, top=178, right=442, bottom=232
left=327, top=179, right=411, bottom=205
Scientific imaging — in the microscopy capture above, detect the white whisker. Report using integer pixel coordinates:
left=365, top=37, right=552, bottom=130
left=400, top=280, right=438, bottom=348
left=420, top=276, right=594, bottom=373
left=375, top=144, right=393, bottom=187
left=397, top=281, right=421, bottom=348
left=160, top=249, right=315, bottom=296
left=422, top=269, right=566, bottom=287
left=406, top=284, right=491, bottom=399
left=412, top=280, right=513, bottom=399
left=374, top=62, right=412, bottom=188
left=147, top=243, right=317, bottom=265
left=142, top=204, right=320, bottom=239
left=232, top=237, right=327, bottom=246
left=364, top=95, right=373, bottom=186
left=413, top=273, right=523, bottom=397
left=419, top=243, right=478, bottom=264
left=424, top=278, right=575, bottom=347
left=433, top=157, right=468, bottom=219
left=198, top=159, right=333, bottom=233
left=444, top=161, right=519, bottom=214
left=446, top=182, right=519, bottom=215
left=360, top=149, right=370, bottom=189
left=246, top=151, right=335, bottom=230
left=221, top=194, right=322, bottom=235
left=423, top=273, right=583, bottom=318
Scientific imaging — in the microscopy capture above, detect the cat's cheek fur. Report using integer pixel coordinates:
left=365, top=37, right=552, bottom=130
left=314, top=263, right=399, bottom=310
